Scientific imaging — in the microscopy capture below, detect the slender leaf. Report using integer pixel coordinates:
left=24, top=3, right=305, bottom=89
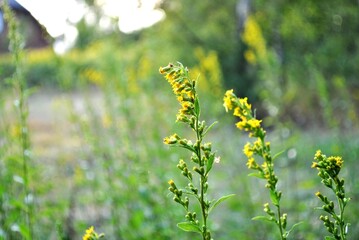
left=269, top=189, right=279, bottom=206
left=206, top=154, right=215, bottom=174
left=273, top=149, right=285, bottom=160
left=252, top=216, right=274, bottom=222
left=208, top=194, right=235, bottom=214
left=248, top=172, right=265, bottom=179
left=286, top=221, right=303, bottom=236
left=177, top=222, right=202, bottom=234
left=202, top=121, right=218, bottom=137
left=324, top=236, right=336, bottom=240
left=194, top=97, right=200, bottom=117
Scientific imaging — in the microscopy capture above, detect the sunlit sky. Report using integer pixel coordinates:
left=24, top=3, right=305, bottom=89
left=15, top=0, right=165, bottom=53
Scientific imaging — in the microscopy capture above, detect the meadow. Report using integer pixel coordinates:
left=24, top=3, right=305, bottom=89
left=1, top=2, right=359, bottom=240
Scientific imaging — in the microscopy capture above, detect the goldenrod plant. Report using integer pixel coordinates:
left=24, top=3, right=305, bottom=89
left=160, top=63, right=234, bottom=240
left=312, top=150, right=350, bottom=240
left=223, top=89, right=301, bottom=240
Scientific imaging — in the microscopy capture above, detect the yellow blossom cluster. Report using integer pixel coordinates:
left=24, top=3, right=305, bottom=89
left=312, top=150, right=343, bottom=178
left=223, top=89, right=264, bottom=137
left=83, top=226, right=94, bottom=240
left=159, top=63, right=197, bottom=122
left=82, top=226, right=104, bottom=240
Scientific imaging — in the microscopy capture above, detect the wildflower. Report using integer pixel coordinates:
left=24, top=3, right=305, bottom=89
left=223, top=89, right=234, bottom=112
left=313, top=150, right=350, bottom=239
left=164, top=134, right=180, bottom=145
left=239, top=97, right=251, bottom=111
left=247, top=119, right=262, bottom=129
left=246, top=157, right=257, bottom=169
left=235, top=119, right=247, bottom=130
left=168, top=179, right=175, bottom=186
left=243, top=142, right=253, bottom=158
left=83, top=226, right=94, bottom=240
left=312, top=150, right=343, bottom=178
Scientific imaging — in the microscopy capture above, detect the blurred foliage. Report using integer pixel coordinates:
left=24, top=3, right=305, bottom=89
left=1, top=0, right=357, bottom=128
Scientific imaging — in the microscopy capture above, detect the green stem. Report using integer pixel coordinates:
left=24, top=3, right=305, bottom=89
left=194, top=100, right=208, bottom=240
left=262, top=137, right=285, bottom=240
left=337, top=196, right=346, bottom=240
left=276, top=204, right=285, bottom=240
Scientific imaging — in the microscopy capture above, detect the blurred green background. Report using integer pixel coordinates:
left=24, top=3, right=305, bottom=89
left=0, top=0, right=358, bottom=239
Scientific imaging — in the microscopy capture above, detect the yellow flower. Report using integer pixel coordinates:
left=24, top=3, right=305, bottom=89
left=223, top=89, right=234, bottom=112
left=328, top=156, right=343, bottom=169
left=235, top=119, right=247, bottom=130
left=246, top=157, right=257, bottom=169
left=243, top=142, right=253, bottom=158
left=159, top=67, right=165, bottom=74
left=239, top=97, right=251, bottom=111
left=314, top=150, right=322, bottom=160
left=163, top=134, right=180, bottom=145
left=247, top=119, right=262, bottom=129
left=311, top=162, right=318, bottom=168
left=233, top=107, right=241, bottom=117
left=83, top=226, right=94, bottom=240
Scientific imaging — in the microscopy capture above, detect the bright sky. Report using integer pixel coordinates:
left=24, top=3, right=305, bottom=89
left=16, top=0, right=165, bottom=53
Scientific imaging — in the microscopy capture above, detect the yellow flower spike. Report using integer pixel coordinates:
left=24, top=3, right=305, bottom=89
left=247, top=119, right=262, bottom=129
left=83, top=226, right=94, bottom=240
left=243, top=142, right=254, bottom=158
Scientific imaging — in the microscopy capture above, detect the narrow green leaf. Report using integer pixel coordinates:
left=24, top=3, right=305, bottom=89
left=248, top=172, right=265, bottom=179
left=202, top=121, right=218, bottom=137
left=252, top=216, right=274, bottom=222
left=208, top=194, right=235, bottom=214
left=206, top=154, right=215, bottom=174
left=324, top=236, right=336, bottom=240
left=273, top=149, right=285, bottom=160
left=194, top=97, right=200, bottom=117
left=269, top=190, right=279, bottom=206
left=286, top=221, right=303, bottom=236
left=178, top=144, right=196, bottom=153
left=177, top=222, right=202, bottom=234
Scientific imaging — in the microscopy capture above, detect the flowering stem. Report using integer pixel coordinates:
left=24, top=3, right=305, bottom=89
left=161, top=63, right=218, bottom=240
left=312, top=150, right=349, bottom=240
left=223, top=89, right=290, bottom=239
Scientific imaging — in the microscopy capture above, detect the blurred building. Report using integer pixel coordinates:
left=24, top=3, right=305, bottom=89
left=0, top=0, right=51, bottom=53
